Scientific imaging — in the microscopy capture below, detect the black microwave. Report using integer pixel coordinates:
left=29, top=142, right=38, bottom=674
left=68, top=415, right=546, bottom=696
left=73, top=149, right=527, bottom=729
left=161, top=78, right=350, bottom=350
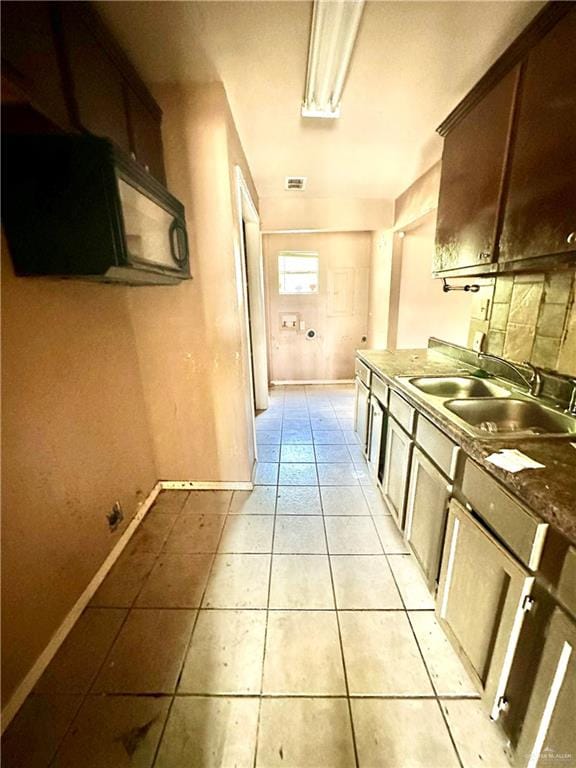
left=1, top=134, right=190, bottom=285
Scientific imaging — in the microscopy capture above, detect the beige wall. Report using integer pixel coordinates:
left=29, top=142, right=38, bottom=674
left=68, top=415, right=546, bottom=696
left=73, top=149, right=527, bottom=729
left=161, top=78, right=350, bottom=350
left=260, top=197, right=393, bottom=233
left=396, top=213, right=473, bottom=349
left=368, top=229, right=395, bottom=349
left=129, top=82, right=257, bottom=481
left=1, top=242, right=157, bottom=705
left=394, top=161, right=441, bottom=230
left=368, top=162, right=473, bottom=351
left=264, top=231, right=371, bottom=381
left=1, top=81, right=257, bottom=709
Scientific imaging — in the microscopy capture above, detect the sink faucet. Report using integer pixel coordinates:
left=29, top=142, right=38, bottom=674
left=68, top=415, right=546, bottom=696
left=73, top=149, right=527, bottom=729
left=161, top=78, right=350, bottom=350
left=478, top=353, right=543, bottom=396
left=523, top=362, right=543, bottom=397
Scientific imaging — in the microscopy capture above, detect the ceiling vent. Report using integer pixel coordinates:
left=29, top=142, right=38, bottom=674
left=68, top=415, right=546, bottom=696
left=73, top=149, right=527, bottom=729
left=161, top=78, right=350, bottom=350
left=285, top=176, right=307, bottom=191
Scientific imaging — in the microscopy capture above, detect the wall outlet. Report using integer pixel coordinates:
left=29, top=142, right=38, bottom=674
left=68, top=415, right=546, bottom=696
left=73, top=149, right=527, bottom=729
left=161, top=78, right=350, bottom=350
left=472, top=330, right=486, bottom=352
left=107, top=501, right=123, bottom=532
left=479, top=298, right=490, bottom=320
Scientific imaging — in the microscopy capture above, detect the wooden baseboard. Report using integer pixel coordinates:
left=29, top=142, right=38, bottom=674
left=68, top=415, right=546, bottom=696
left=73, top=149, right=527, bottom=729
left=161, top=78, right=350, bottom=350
left=159, top=480, right=254, bottom=491
left=0, top=481, right=162, bottom=733
left=1, top=477, right=258, bottom=732
left=270, top=379, right=355, bottom=385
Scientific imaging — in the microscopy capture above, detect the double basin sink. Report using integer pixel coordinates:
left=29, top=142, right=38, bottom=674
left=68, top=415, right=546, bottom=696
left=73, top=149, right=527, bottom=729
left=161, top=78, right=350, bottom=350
left=398, top=375, right=576, bottom=439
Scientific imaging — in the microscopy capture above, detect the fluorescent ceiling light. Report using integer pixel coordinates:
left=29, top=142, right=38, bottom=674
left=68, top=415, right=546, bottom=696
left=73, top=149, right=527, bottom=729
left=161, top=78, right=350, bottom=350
left=302, top=0, right=365, bottom=119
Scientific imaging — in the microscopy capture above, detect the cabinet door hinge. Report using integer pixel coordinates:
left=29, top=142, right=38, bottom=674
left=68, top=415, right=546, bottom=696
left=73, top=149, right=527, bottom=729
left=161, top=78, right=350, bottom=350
left=490, top=696, right=510, bottom=720
left=522, top=595, right=535, bottom=613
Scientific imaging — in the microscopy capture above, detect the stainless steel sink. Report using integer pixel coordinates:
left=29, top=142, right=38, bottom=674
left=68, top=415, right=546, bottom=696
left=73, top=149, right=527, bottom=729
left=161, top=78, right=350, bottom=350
left=445, top=398, right=576, bottom=437
left=409, top=376, right=511, bottom=399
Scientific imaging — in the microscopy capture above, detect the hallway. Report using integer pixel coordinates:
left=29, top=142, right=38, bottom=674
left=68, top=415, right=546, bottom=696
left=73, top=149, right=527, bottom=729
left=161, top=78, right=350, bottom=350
left=2, top=385, right=510, bottom=767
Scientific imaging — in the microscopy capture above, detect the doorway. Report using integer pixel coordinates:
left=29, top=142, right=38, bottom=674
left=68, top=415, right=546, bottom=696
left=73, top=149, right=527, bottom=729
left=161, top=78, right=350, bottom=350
left=235, top=166, right=269, bottom=422
left=263, top=231, right=371, bottom=382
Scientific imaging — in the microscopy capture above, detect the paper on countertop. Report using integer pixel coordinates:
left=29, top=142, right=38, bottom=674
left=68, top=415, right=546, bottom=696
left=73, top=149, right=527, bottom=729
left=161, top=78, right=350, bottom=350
left=485, top=449, right=545, bottom=473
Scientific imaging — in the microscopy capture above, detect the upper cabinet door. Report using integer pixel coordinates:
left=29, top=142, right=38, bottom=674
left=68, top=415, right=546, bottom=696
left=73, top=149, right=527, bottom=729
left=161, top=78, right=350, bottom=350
left=1, top=2, right=69, bottom=128
left=126, top=87, right=166, bottom=185
left=60, top=4, right=131, bottom=154
left=499, top=10, right=576, bottom=263
left=434, top=66, right=519, bottom=273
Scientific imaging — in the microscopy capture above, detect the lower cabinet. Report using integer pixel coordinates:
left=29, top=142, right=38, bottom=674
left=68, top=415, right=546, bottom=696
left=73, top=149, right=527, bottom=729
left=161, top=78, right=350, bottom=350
left=405, top=447, right=451, bottom=592
left=437, top=499, right=534, bottom=719
left=354, top=376, right=370, bottom=452
left=514, top=607, right=576, bottom=768
left=382, top=416, right=413, bottom=529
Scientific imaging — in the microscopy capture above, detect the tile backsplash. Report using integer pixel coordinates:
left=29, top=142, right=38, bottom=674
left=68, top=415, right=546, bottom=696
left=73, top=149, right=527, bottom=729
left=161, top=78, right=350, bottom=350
left=482, top=269, right=575, bottom=375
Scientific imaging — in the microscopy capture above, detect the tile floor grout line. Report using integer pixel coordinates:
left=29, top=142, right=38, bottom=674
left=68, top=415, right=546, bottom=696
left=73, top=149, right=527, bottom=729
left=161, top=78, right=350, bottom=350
left=252, top=419, right=281, bottom=768
left=47, top=492, right=191, bottom=767
left=86, top=604, right=436, bottom=613
left=72, top=689, right=480, bottom=701
left=317, top=454, right=361, bottom=768
left=150, top=489, right=235, bottom=768
left=23, top=390, right=484, bottom=765
left=433, top=697, right=467, bottom=768
left=368, top=488, right=466, bottom=768
left=129, top=494, right=205, bottom=612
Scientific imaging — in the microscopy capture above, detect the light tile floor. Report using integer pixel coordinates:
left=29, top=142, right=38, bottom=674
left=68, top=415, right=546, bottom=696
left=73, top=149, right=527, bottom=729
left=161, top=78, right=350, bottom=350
left=2, top=385, right=512, bottom=768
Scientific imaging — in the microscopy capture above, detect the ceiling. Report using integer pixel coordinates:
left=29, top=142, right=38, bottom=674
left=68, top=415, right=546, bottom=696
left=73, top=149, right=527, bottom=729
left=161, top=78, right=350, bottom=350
left=97, top=0, right=544, bottom=202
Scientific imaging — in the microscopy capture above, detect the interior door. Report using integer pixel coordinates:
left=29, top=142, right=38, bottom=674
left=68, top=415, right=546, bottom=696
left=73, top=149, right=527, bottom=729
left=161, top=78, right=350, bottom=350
left=242, top=219, right=256, bottom=410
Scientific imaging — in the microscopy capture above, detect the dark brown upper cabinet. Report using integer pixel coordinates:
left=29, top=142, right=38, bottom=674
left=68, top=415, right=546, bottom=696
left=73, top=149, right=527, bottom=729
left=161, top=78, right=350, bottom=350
left=125, top=87, right=166, bottom=184
left=499, top=10, right=576, bottom=264
left=1, top=2, right=69, bottom=129
left=1, top=2, right=166, bottom=185
left=433, top=3, right=576, bottom=277
left=434, top=67, right=518, bottom=274
left=60, top=3, right=131, bottom=154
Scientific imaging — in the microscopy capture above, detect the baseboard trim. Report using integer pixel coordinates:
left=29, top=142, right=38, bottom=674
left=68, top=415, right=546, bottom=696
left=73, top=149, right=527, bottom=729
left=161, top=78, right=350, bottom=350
left=160, top=480, right=254, bottom=491
left=1, top=478, right=256, bottom=731
left=1, top=481, right=162, bottom=734
left=271, top=379, right=355, bottom=385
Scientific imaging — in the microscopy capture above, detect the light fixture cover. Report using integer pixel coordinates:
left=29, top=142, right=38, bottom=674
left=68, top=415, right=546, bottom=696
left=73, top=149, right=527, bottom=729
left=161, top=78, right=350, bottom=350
left=302, top=0, right=365, bottom=119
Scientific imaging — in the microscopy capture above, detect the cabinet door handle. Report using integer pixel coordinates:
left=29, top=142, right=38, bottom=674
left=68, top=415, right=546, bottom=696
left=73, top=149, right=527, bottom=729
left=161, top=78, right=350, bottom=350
left=567, top=232, right=575, bottom=245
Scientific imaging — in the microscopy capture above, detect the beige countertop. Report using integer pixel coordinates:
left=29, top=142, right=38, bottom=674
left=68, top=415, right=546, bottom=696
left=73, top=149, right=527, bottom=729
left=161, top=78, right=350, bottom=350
left=357, top=348, right=576, bottom=547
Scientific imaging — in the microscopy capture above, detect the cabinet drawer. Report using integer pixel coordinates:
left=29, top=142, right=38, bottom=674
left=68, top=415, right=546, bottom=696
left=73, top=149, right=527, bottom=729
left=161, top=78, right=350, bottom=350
left=355, top=358, right=371, bottom=387
left=371, top=374, right=388, bottom=407
left=462, top=459, right=548, bottom=571
left=416, top=415, right=459, bottom=480
left=389, top=390, right=416, bottom=435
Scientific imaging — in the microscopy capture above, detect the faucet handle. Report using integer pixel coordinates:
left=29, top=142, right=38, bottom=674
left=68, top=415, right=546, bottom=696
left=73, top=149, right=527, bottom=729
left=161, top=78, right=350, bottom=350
left=522, top=361, right=543, bottom=396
